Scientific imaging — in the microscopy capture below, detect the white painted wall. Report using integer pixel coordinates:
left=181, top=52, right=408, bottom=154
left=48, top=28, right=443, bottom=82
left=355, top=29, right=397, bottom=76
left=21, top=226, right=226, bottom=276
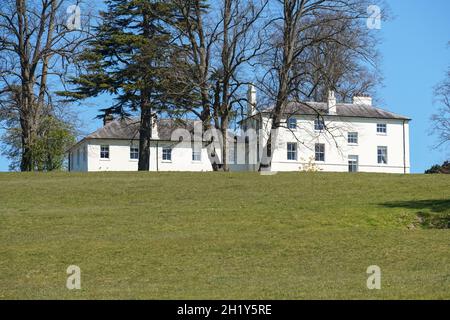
left=249, top=115, right=410, bottom=174
left=70, top=139, right=213, bottom=172
left=69, top=115, right=410, bottom=174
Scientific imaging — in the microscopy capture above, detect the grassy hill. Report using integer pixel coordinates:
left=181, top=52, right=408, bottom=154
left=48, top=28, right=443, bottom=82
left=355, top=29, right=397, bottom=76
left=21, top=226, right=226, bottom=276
left=0, top=172, right=449, bottom=299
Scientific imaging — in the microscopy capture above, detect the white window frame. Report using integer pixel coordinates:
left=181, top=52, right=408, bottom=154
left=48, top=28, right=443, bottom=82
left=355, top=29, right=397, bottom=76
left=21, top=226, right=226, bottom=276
left=314, top=118, right=325, bottom=131
left=162, top=146, right=172, bottom=162
left=287, top=117, right=297, bottom=130
left=100, top=145, right=110, bottom=159
left=348, top=132, right=358, bottom=144
left=287, top=143, right=297, bottom=161
left=377, top=123, right=387, bottom=134
left=192, top=148, right=202, bottom=162
left=377, top=146, right=388, bottom=164
left=348, top=155, right=359, bottom=172
left=315, top=143, right=325, bottom=162
left=130, top=146, right=139, bottom=160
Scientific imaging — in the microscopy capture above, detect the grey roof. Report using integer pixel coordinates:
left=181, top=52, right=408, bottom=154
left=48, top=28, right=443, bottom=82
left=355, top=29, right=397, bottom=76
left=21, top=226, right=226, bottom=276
left=69, top=117, right=241, bottom=151
left=85, top=118, right=199, bottom=141
left=260, top=101, right=410, bottom=120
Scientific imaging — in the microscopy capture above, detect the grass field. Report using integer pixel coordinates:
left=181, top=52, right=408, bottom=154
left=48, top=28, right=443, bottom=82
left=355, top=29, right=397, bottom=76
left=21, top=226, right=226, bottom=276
left=1, top=172, right=449, bottom=299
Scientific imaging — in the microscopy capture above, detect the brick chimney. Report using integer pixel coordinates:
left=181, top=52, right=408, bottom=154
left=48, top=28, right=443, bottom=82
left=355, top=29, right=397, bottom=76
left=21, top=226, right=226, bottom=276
left=328, top=90, right=337, bottom=114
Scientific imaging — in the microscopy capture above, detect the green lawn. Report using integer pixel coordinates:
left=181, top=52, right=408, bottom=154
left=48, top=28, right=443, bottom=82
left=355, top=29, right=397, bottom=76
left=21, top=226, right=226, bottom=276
left=1, top=172, right=449, bottom=299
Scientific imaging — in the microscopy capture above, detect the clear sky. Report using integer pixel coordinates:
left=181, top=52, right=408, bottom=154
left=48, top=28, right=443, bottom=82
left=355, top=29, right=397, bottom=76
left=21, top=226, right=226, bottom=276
left=0, top=0, right=449, bottom=173
left=377, top=0, right=450, bottom=173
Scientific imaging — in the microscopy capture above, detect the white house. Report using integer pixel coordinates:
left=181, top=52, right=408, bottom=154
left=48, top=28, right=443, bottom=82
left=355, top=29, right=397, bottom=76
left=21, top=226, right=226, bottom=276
left=68, top=118, right=214, bottom=172
left=242, top=88, right=411, bottom=174
left=68, top=87, right=410, bottom=173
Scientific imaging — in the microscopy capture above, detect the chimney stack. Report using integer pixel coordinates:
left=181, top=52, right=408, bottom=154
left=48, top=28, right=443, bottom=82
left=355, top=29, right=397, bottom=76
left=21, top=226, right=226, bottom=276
left=353, top=95, right=372, bottom=106
left=247, top=84, right=257, bottom=116
left=328, top=90, right=337, bottom=114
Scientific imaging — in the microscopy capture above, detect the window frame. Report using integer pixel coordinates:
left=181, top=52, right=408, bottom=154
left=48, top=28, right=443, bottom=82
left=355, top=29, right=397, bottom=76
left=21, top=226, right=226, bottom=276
left=314, top=118, right=325, bottom=131
left=348, top=132, right=358, bottom=144
left=130, top=146, right=139, bottom=160
left=377, top=146, right=388, bottom=164
left=100, top=145, right=110, bottom=159
left=377, top=123, right=387, bottom=134
left=191, top=142, right=202, bottom=162
left=287, top=142, right=298, bottom=161
left=315, top=143, right=325, bottom=162
left=192, top=149, right=202, bottom=162
left=162, top=146, right=172, bottom=162
left=348, top=155, right=359, bottom=172
left=287, top=117, right=297, bottom=130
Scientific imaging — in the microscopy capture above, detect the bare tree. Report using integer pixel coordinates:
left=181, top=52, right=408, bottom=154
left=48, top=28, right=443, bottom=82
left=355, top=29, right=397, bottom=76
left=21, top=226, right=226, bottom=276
left=431, top=67, right=450, bottom=148
left=214, top=0, right=268, bottom=171
left=172, top=0, right=214, bottom=127
left=258, top=0, right=384, bottom=170
left=173, top=0, right=268, bottom=171
left=293, top=10, right=381, bottom=103
left=0, top=0, right=91, bottom=171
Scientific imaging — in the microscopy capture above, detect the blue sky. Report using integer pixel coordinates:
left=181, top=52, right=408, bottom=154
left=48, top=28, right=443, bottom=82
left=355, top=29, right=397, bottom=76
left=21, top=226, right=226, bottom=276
left=0, top=0, right=449, bottom=173
left=376, top=0, right=450, bottom=173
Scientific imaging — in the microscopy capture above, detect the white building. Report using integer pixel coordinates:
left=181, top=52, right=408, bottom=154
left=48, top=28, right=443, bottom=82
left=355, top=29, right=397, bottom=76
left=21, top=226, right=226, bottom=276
left=68, top=118, right=214, bottom=172
left=68, top=88, right=410, bottom=174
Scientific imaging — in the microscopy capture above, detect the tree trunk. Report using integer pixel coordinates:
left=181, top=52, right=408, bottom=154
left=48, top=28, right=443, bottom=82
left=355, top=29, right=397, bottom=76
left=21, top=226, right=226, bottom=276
left=138, top=9, right=153, bottom=172
left=221, top=115, right=229, bottom=172
left=20, top=117, right=33, bottom=172
left=138, top=101, right=152, bottom=171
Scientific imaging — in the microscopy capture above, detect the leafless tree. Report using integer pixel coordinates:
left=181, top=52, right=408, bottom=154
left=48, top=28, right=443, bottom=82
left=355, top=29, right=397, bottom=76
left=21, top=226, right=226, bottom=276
left=293, top=10, right=381, bottom=103
left=257, top=0, right=385, bottom=170
left=0, top=0, right=91, bottom=171
left=214, top=0, right=268, bottom=171
left=172, top=0, right=268, bottom=171
left=431, top=67, right=450, bottom=148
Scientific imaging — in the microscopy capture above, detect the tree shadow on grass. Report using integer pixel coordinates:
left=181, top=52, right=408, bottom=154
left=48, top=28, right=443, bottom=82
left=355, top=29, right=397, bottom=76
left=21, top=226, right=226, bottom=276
left=381, top=199, right=450, bottom=229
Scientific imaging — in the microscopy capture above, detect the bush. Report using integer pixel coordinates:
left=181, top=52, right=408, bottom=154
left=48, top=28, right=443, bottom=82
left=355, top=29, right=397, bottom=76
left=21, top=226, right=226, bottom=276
left=425, top=161, right=450, bottom=174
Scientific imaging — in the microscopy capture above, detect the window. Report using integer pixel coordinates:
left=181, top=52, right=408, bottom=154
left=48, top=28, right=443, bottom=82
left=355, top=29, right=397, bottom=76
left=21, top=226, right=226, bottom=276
left=100, top=145, right=109, bottom=159
left=130, top=146, right=139, bottom=160
left=348, top=132, right=358, bottom=144
left=288, top=117, right=297, bottom=130
left=315, top=143, right=325, bottom=162
left=348, top=155, right=359, bottom=172
left=77, top=149, right=80, bottom=166
left=287, top=143, right=297, bottom=161
left=83, top=147, right=87, bottom=162
left=377, top=123, right=387, bottom=134
left=228, top=139, right=238, bottom=164
left=192, top=146, right=202, bottom=161
left=162, top=147, right=172, bottom=161
left=378, top=146, right=387, bottom=164
left=314, top=118, right=325, bottom=131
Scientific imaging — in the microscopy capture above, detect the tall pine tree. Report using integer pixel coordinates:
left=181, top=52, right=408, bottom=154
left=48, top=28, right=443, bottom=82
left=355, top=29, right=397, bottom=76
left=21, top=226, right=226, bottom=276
left=64, top=0, right=180, bottom=170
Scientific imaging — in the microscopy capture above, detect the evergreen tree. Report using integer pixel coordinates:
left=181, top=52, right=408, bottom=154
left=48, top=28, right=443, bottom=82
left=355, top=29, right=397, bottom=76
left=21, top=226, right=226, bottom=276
left=63, top=0, right=181, bottom=171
